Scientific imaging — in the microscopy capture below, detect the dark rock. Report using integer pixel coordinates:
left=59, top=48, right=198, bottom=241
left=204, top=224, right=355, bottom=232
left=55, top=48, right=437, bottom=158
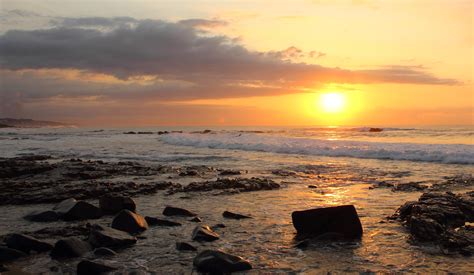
left=0, top=264, right=8, bottom=272
left=77, top=260, right=116, bottom=275
left=369, top=128, right=383, bottom=132
left=124, top=131, right=136, bottom=134
left=169, top=177, right=280, bottom=194
left=163, top=206, right=197, bottom=217
left=93, top=247, right=117, bottom=256
left=292, top=205, right=363, bottom=239
left=4, top=234, right=53, bottom=253
left=175, top=242, right=197, bottom=251
left=111, top=210, right=148, bottom=234
left=211, top=223, right=226, bottom=230
left=219, top=170, right=241, bottom=176
left=189, top=217, right=202, bottom=223
left=179, top=170, right=199, bottom=177
left=99, top=196, right=136, bottom=214
left=308, top=185, right=317, bottom=189
left=192, top=225, right=220, bottom=242
left=392, top=182, right=428, bottom=192
left=89, top=225, right=137, bottom=248
left=54, top=198, right=102, bottom=221
left=223, top=211, right=251, bottom=220
left=193, top=250, right=252, bottom=273
left=144, top=216, right=181, bottom=227
left=0, top=247, right=27, bottom=262
left=24, top=210, right=59, bottom=222
left=50, top=237, right=92, bottom=259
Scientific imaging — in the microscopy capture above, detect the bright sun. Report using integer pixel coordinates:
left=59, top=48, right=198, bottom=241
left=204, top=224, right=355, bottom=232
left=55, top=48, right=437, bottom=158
left=319, top=93, right=346, bottom=113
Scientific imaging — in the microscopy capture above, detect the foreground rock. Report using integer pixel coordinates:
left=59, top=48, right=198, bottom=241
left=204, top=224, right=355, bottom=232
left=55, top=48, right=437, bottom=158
left=192, top=225, right=220, bottom=242
left=223, top=211, right=251, bottom=220
left=393, top=191, right=474, bottom=254
left=77, top=260, right=116, bottom=275
left=111, top=210, right=148, bottom=234
left=0, top=247, right=27, bottom=262
left=175, top=242, right=197, bottom=251
left=88, top=225, right=137, bottom=249
left=193, top=250, right=252, bottom=273
left=4, top=234, right=53, bottom=253
left=24, top=210, right=59, bottom=222
left=145, top=217, right=181, bottom=227
left=292, top=205, right=363, bottom=239
left=54, top=198, right=102, bottom=221
left=163, top=206, right=197, bottom=217
left=50, top=237, right=92, bottom=259
left=93, top=247, right=117, bottom=256
left=99, top=196, right=136, bottom=214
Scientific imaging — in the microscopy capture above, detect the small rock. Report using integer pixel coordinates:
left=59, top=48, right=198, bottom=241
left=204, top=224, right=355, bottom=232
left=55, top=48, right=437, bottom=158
left=4, top=234, right=53, bottom=253
left=0, top=247, right=27, bottom=262
left=308, top=185, right=317, bottom=189
left=99, top=196, right=136, bottom=214
left=179, top=170, right=199, bottom=177
left=193, top=250, right=252, bottom=273
left=54, top=198, right=102, bottom=221
left=144, top=217, right=181, bottom=227
left=93, top=247, right=117, bottom=256
left=24, top=210, right=59, bottom=222
left=89, top=225, right=137, bottom=249
left=211, top=223, right=226, bottom=230
left=223, top=211, right=251, bottom=220
left=77, top=260, right=116, bottom=275
left=50, top=237, right=92, bottom=259
left=111, top=210, right=148, bottom=234
left=175, top=242, right=197, bottom=251
left=189, top=217, right=202, bottom=223
left=192, top=225, right=220, bottom=242
left=219, top=170, right=241, bottom=176
left=163, top=206, right=197, bottom=217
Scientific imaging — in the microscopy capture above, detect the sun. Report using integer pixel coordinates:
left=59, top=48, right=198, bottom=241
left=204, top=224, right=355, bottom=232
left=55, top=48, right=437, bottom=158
left=319, top=93, right=346, bottom=113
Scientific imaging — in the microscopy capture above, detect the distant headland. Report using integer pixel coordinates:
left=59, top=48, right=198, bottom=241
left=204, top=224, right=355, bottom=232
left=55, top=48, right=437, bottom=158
left=0, top=118, right=72, bottom=128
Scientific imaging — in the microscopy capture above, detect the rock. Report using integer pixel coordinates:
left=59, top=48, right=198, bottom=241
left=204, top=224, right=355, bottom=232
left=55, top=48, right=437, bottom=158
left=0, top=264, right=8, bottom=272
left=175, top=242, right=197, bottom=251
left=111, top=210, right=148, bottom=234
left=176, top=177, right=280, bottom=194
left=144, top=216, right=181, bottom=227
left=192, top=225, right=220, bottom=242
left=219, top=170, right=241, bottom=176
left=89, top=225, right=137, bottom=249
left=223, top=211, right=251, bottom=220
left=0, top=247, right=27, bottom=262
left=163, top=206, right=197, bottom=217
left=189, top=217, right=202, bottom=223
left=369, top=128, right=383, bottom=132
left=50, top=237, right=92, bottom=259
left=392, top=182, right=428, bottom=192
left=54, top=198, right=102, bottom=221
left=291, top=205, right=363, bottom=239
left=24, top=210, right=59, bottom=222
left=99, top=196, right=136, bottom=214
left=211, top=223, right=226, bottom=230
left=77, top=260, right=116, bottom=275
left=4, top=234, right=53, bottom=253
left=93, top=247, right=117, bottom=256
left=308, top=185, right=317, bottom=189
left=179, top=170, right=199, bottom=176
left=193, top=250, right=252, bottom=273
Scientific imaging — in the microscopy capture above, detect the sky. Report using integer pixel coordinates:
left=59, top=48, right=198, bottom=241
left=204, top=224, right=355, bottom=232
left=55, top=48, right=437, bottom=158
left=0, top=0, right=472, bottom=126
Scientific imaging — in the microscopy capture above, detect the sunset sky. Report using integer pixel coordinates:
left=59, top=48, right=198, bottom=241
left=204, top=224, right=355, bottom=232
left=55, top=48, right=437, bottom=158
left=0, top=0, right=472, bottom=126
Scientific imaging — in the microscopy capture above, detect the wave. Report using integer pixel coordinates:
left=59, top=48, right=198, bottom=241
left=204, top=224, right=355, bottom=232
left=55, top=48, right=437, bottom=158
left=160, top=133, right=474, bottom=164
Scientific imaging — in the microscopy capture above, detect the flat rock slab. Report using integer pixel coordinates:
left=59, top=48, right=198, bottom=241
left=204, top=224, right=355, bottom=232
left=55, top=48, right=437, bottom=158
left=77, top=260, right=116, bottom=275
left=145, top=217, right=181, bottom=227
left=24, top=210, right=59, bottom=222
left=4, top=234, right=53, bottom=253
left=175, top=242, right=197, bottom=251
left=0, top=247, right=27, bottom=262
left=111, top=210, right=148, bottom=234
left=223, top=211, right=251, bottom=220
left=292, top=205, right=363, bottom=239
left=89, top=225, right=137, bottom=249
left=54, top=198, right=102, bottom=221
left=193, top=250, right=252, bottom=273
left=50, top=237, right=92, bottom=259
left=163, top=206, right=197, bottom=217
left=192, top=225, right=220, bottom=242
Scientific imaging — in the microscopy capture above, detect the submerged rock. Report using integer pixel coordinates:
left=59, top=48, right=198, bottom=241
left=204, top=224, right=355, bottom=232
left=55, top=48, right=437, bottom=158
left=111, top=210, right=148, bottom=234
left=163, top=206, right=197, bottom=217
left=193, top=250, right=252, bottom=273
left=175, top=242, right=197, bottom=251
left=24, top=210, right=59, bottom=222
left=292, top=205, right=363, bottom=239
left=54, top=198, right=102, bottom=221
left=4, top=234, right=53, bottom=253
left=223, top=211, right=251, bottom=220
left=50, top=237, right=92, bottom=259
left=192, top=225, right=220, bottom=242
left=77, top=260, right=116, bottom=275
left=0, top=247, right=27, bottom=262
left=99, top=196, right=136, bottom=214
left=145, top=216, right=181, bottom=227
left=88, top=225, right=137, bottom=249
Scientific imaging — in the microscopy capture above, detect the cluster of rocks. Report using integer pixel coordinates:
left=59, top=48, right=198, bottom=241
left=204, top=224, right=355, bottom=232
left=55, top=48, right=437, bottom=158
left=371, top=174, right=473, bottom=193
left=168, top=177, right=280, bottom=195
left=123, top=131, right=183, bottom=135
left=392, top=191, right=474, bottom=255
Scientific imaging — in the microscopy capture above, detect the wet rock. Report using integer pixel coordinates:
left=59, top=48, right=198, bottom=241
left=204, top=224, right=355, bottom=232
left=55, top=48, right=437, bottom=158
left=189, top=217, right=202, bottom=223
left=0, top=264, right=7, bottom=272
left=4, top=234, right=53, bottom=253
left=111, top=210, right=148, bottom=234
left=163, top=206, right=197, bottom=217
left=211, top=223, right=226, bottom=230
left=292, top=205, right=363, bottom=239
left=54, top=198, right=102, bottom=221
left=192, top=225, right=220, bottom=242
left=392, top=182, right=428, bottom=192
left=50, top=237, right=92, bottom=259
left=223, top=211, right=251, bottom=220
left=369, top=128, right=383, bottom=132
left=219, top=170, right=241, bottom=176
left=99, top=196, right=136, bottom=214
left=175, top=242, right=197, bottom=251
left=77, top=260, right=116, bottom=275
left=144, top=216, right=181, bottom=227
left=124, top=131, right=136, bottom=134
left=170, top=177, right=280, bottom=194
left=93, top=247, right=117, bottom=256
left=308, top=185, right=317, bottom=189
left=193, top=250, right=252, bottom=273
left=24, top=210, right=59, bottom=222
left=0, top=247, right=27, bottom=262
left=88, top=225, right=137, bottom=249
left=179, top=170, right=199, bottom=177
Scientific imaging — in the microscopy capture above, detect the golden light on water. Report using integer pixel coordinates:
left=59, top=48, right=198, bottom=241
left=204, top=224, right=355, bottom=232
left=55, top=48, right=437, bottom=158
left=319, top=93, right=346, bottom=113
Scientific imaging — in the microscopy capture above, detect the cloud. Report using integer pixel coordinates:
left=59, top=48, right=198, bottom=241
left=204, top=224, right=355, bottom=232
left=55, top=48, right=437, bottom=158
left=178, top=18, right=228, bottom=29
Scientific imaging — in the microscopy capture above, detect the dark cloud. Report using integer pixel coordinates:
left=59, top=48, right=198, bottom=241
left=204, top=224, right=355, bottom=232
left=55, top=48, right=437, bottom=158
left=178, top=18, right=228, bottom=28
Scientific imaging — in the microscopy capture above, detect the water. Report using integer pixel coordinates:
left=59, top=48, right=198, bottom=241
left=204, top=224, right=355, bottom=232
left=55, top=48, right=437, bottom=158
left=0, top=126, right=473, bottom=273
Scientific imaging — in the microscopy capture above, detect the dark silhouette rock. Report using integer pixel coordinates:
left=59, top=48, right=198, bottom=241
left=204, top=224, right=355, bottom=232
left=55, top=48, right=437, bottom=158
left=219, top=170, right=241, bottom=176
left=93, top=247, right=117, bottom=256
left=163, top=206, right=197, bottom=217
left=88, top=225, right=137, bottom=249
left=223, top=211, right=251, bottom=220
left=175, top=242, right=197, bottom=251
left=189, top=216, right=202, bottom=222
left=50, top=237, right=92, bottom=259
left=0, top=264, right=8, bottom=272
left=193, top=250, right=252, bottom=273
left=99, top=196, right=136, bottom=214
left=292, top=205, right=363, bottom=239
left=145, top=216, right=181, bottom=227
left=54, top=198, right=102, bottom=221
left=4, top=234, right=53, bottom=253
left=24, top=210, right=59, bottom=222
left=111, top=210, right=148, bottom=234
left=211, top=223, right=226, bottom=230
left=77, top=260, right=116, bottom=275
left=0, top=247, right=27, bottom=262
left=369, top=128, right=383, bottom=132
left=192, top=225, right=219, bottom=242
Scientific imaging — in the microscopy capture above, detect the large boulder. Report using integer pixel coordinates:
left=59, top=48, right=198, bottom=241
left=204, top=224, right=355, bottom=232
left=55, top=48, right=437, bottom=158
left=88, top=225, right=137, bottom=249
left=111, top=210, right=148, bottom=234
left=50, top=237, right=92, bottom=259
left=163, top=206, right=197, bottom=217
left=193, top=250, right=252, bottom=273
left=77, top=260, right=116, bottom=275
left=145, top=216, right=181, bottom=227
left=24, top=210, right=59, bottom=222
left=192, top=225, right=219, bottom=242
left=53, top=198, right=102, bottom=221
left=0, top=247, right=27, bottom=262
left=223, top=211, right=251, bottom=220
left=4, top=234, right=53, bottom=253
left=99, top=196, right=136, bottom=214
left=291, top=205, right=363, bottom=239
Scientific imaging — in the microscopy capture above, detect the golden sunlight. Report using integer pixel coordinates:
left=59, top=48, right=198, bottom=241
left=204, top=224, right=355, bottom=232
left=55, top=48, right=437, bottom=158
left=319, top=92, right=346, bottom=113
